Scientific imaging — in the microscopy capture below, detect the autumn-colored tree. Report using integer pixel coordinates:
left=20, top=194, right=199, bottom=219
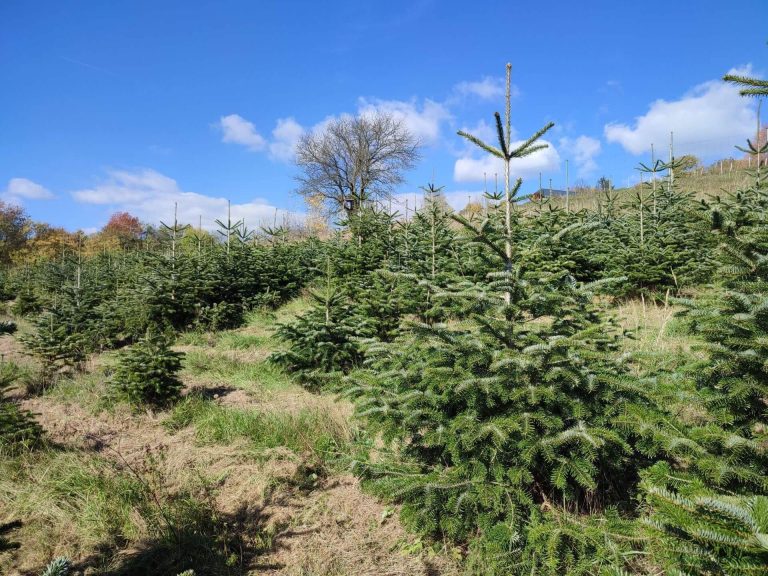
left=103, top=212, right=143, bottom=246
left=458, top=200, right=483, bottom=221
left=303, top=192, right=331, bottom=238
left=88, top=212, right=144, bottom=252
left=0, top=201, right=31, bottom=265
left=12, top=223, right=80, bottom=264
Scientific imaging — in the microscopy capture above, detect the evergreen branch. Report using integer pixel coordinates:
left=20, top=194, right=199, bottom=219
left=494, top=112, right=509, bottom=158
left=456, top=130, right=505, bottom=159
left=723, top=74, right=768, bottom=97
left=509, top=122, right=555, bottom=159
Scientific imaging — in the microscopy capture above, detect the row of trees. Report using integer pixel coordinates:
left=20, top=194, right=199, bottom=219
left=3, top=61, right=767, bottom=575
left=0, top=213, right=320, bottom=397
left=269, top=65, right=768, bottom=574
left=0, top=208, right=145, bottom=265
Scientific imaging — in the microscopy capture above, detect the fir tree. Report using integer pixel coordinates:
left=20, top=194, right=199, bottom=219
left=680, top=135, right=768, bottom=444
left=343, top=66, right=645, bottom=572
left=640, top=125, right=768, bottom=575
left=21, top=245, right=105, bottom=375
left=603, top=153, right=715, bottom=297
left=397, top=183, right=466, bottom=324
left=643, top=477, right=768, bottom=575
left=271, top=257, right=374, bottom=388
left=0, top=361, right=42, bottom=452
left=113, top=329, right=184, bottom=406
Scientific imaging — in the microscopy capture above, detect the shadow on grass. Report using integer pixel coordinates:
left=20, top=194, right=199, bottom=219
left=68, top=495, right=294, bottom=576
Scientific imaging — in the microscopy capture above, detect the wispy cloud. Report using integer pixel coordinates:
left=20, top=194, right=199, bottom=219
left=2, top=178, right=55, bottom=202
left=453, top=76, right=516, bottom=101
left=60, top=56, right=120, bottom=79
left=559, top=135, right=602, bottom=178
left=71, top=168, right=301, bottom=230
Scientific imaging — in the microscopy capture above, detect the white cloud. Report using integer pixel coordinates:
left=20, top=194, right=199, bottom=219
left=71, top=168, right=301, bottom=230
left=219, top=114, right=267, bottom=151
left=356, top=97, right=451, bottom=144
left=2, top=178, right=54, bottom=201
left=453, top=139, right=560, bottom=183
left=604, top=66, right=757, bottom=157
left=454, top=76, right=509, bottom=100
left=459, top=119, right=501, bottom=147
left=269, top=117, right=305, bottom=162
left=559, top=135, right=601, bottom=178
left=219, top=114, right=304, bottom=162
left=452, top=75, right=521, bottom=103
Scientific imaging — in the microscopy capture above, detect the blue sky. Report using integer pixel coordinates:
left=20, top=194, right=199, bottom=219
left=1, top=0, right=766, bottom=232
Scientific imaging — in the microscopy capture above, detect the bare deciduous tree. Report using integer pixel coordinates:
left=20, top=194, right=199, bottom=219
left=294, top=112, right=420, bottom=215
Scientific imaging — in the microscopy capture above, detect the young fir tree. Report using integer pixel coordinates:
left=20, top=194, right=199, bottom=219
left=604, top=152, right=715, bottom=297
left=39, top=557, right=71, bottom=576
left=22, top=247, right=99, bottom=379
left=679, top=137, right=768, bottom=445
left=517, top=198, right=607, bottom=285
left=642, top=474, right=768, bottom=575
left=135, top=206, right=200, bottom=332
left=397, top=183, right=467, bottom=324
left=271, top=256, right=375, bottom=389
left=113, top=329, right=185, bottom=406
left=640, top=122, right=768, bottom=574
left=343, top=65, right=645, bottom=573
left=0, top=361, right=42, bottom=452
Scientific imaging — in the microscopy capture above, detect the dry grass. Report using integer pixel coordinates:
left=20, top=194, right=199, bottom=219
left=615, top=297, right=686, bottom=354
left=256, top=475, right=460, bottom=576
left=517, top=170, right=754, bottom=214
left=613, top=295, right=705, bottom=373
left=1, top=295, right=459, bottom=575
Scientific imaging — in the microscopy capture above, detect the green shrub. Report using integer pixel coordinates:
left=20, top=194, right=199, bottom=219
left=642, top=478, right=768, bottom=575
left=40, top=557, right=71, bottom=576
left=113, top=330, right=184, bottom=406
left=0, top=361, right=42, bottom=452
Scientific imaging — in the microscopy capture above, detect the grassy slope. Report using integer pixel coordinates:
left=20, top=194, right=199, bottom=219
left=523, top=169, right=753, bottom=213
left=0, top=292, right=706, bottom=576
left=0, top=297, right=459, bottom=576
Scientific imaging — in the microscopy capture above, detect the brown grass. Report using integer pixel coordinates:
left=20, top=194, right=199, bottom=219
left=1, top=296, right=459, bottom=575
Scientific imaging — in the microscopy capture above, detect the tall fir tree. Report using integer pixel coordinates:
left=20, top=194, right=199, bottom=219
left=343, top=65, right=647, bottom=574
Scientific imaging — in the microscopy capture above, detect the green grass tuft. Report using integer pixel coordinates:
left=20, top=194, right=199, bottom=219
left=165, top=396, right=350, bottom=458
left=182, top=350, right=291, bottom=391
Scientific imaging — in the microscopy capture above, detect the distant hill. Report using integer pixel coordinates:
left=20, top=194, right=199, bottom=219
left=521, top=167, right=755, bottom=213
left=531, top=188, right=568, bottom=198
